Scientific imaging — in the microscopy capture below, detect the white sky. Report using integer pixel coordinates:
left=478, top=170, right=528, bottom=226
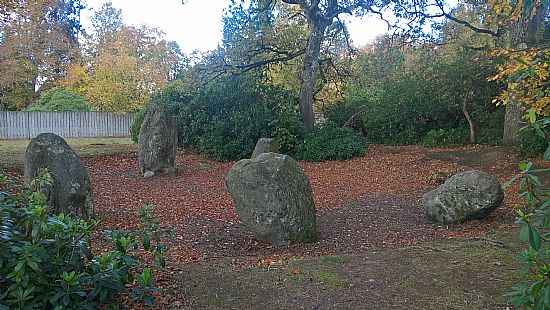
left=81, top=0, right=390, bottom=54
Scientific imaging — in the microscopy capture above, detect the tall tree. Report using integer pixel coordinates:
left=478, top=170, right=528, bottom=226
left=199, top=0, right=478, bottom=131
left=0, top=0, right=83, bottom=110
left=204, top=1, right=354, bottom=131
left=500, top=3, right=548, bottom=146
left=407, top=0, right=548, bottom=145
left=62, top=2, right=184, bottom=112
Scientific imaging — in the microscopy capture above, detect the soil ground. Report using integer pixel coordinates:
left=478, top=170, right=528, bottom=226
left=1, top=139, right=548, bottom=309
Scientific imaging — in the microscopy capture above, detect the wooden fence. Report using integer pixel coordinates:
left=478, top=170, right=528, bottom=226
left=0, top=112, right=136, bottom=139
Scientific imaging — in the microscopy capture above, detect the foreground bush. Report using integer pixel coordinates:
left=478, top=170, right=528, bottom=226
left=0, top=170, right=169, bottom=308
left=294, top=123, right=365, bottom=162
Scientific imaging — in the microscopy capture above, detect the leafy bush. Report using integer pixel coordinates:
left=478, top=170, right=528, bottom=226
left=519, top=132, right=549, bottom=158
left=131, top=73, right=299, bottom=161
left=321, top=100, right=361, bottom=127
left=497, top=46, right=550, bottom=309
left=387, top=127, right=419, bottom=145
left=0, top=170, right=169, bottom=308
left=420, top=128, right=468, bottom=147
left=26, top=88, right=93, bottom=112
left=270, top=102, right=305, bottom=155
left=294, top=123, right=365, bottom=162
left=345, top=37, right=503, bottom=147
left=130, top=106, right=148, bottom=143
left=505, top=161, right=550, bottom=309
left=198, top=108, right=272, bottom=161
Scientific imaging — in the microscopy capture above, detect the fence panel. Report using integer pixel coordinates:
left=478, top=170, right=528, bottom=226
left=0, top=112, right=136, bottom=139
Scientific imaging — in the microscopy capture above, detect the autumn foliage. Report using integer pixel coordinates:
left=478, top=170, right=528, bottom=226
left=491, top=48, right=550, bottom=118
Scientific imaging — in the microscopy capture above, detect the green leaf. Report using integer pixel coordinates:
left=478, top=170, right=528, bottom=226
left=520, top=224, right=530, bottom=242
left=503, top=174, right=520, bottom=189
left=519, top=178, right=527, bottom=189
left=78, top=242, right=93, bottom=261
left=529, top=109, right=537, bottom=124
left=528, top=225, right=542, bottom=251
left=519, top=161, right=533, bottom=172
left=544, top=286, right=550, bottom=306
left=512, top=57, right=530, bottom=66
left=28, top=261, right=39, bottom=271
left=528, top=174, right=542, bottom=186
left=544, top=144, right=550, bottom=161
left=141, top=234, right=151, bottom=251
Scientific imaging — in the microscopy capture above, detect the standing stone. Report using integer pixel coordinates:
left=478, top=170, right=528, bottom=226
left=422, top=170, right=504, bottom=224
left=24, top=133, right=93, bottom=220
left=251, top=138, right=279, bottom=159
left=138, top=104, right=178, bottom=176
left=226, top=153, right=317, bottom=245
left=342, top=113, right=367, bottom=137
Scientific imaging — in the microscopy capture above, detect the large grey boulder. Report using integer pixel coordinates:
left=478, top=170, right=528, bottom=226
left=422, top=170, right=504, bottom=224
left=138, top=104, right=178, bottom=176
left=226, top=153, right=317, bottom=245
left=24, top=133, right=93, bottom=220
left=251, top=138, right=279, bottom=159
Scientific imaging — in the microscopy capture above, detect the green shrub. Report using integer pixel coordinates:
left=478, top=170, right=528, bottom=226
left=505, top=160, right=550, bottom=309
left=321, top=100, right=361, bottom=127
left=387, top=127, right=419, bottom=145
left=26, top=88, right=92, bottom=112
left=198, top=108, right=272, bottom=161
left=270, top=102, right=305, bottom=155
left=130, top=106, right=148, bottom=143
left=294, top=123, right=365, bottom=162
left=131, top=73, right=298, bottom=161
left=519, top=131, right=549, bottom=158
left=420, top=128, right=468, bottom=147
left=0, top=170, right=169, bottom=308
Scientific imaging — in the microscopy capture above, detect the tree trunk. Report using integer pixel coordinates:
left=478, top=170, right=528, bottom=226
left=503, top=103, right=524, bottom=145
left=461, top=97, right=476, bottom=144
left=502, top=4, right=547, bottom=147
left=299, top=12, right=328, bottom=132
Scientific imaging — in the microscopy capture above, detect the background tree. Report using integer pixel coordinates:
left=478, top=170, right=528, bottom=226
left=61, top=2, right=184, bottom=112
left=0, top=0, right=84, bottom=110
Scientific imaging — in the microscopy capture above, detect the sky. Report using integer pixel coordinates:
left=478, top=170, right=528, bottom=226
left=81, top=0, right=390, bottom=54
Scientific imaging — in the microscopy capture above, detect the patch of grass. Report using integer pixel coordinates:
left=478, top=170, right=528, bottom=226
left=322, top=255, right=348, bottom=264
left=312, top=270, right=348, bottom=287
left=175, top=228, right=522, bottom=309
left=0, top=137, right=135, bottom=169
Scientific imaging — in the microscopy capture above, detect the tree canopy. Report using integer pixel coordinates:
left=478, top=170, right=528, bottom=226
left=0, top=0, right=83, bottom=110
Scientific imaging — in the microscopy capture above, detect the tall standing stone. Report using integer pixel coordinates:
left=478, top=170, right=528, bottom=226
left=226, top=153, right=317, bottom=245
left=251, top=138, right=279, bottom=159
left=422, top=170, right=504, bottom=224
left=24, top=133, right=93, bottom=220
left=138, top=104, right=178, bottom=176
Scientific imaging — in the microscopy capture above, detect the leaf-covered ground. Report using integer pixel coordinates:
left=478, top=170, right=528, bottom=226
left=3, top=142, right=549, bottom=308
left=85, top=144, right=539, bottom=266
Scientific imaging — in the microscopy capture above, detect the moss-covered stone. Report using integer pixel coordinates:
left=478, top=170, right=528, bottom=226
left=226, top=152, right=317, bottom=245
left=422, top=170, right=504, bottom=224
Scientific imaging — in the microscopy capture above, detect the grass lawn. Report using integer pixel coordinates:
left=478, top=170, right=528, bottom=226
left=0, top=137, right=136, bottom=169
left=176, top=229, right=522, bottom=309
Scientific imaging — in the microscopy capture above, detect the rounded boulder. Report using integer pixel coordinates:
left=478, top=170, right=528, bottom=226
left=422, top=170, right=504, bottom=224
